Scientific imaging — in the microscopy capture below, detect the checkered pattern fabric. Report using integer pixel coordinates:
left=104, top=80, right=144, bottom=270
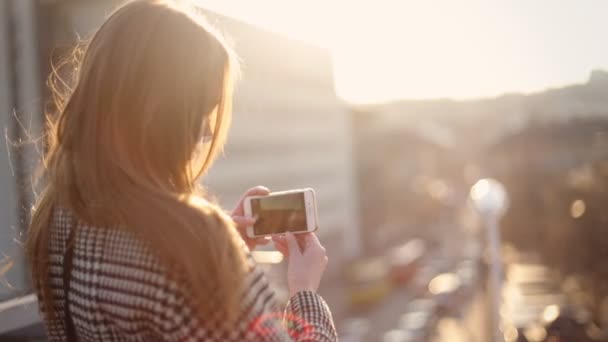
left=38, top=208, right=338, bottom=341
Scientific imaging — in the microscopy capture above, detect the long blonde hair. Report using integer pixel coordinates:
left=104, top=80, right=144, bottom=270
left=26, top=0, right=247, bottom=322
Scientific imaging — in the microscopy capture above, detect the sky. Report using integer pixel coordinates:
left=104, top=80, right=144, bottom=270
left=196, top=0, right=608, bottom=104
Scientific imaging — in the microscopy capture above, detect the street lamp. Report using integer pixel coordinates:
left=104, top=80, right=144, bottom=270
left=470, top=179, right=509, bottom=342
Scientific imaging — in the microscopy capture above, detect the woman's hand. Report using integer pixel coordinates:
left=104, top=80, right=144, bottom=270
left=231, top=186, right=271, bottom=250
left=273, top=233, right=328, bottom=297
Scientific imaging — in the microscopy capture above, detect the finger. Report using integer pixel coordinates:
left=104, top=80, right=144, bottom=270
left=285, top=232, right=302, bottom=256
left=273, top=234, right=286, bottom=243
left=273, top=237, right=287, bottom=248
left=232, top=216, right=256, bottom=226
left=273, top=239, right=289, bottom=256
left=300, top=233, right=323, bottom=254
left=256, top=237, right=271, bottom=245
left=273, top=236, right=288, bottom=254
left=272, top=236, right=288, bottom=254
left=232, top=186, right=271, bottom=216
left=248, top=185, right=270, bottom=195
left=294, top=232, right=313, bottom=249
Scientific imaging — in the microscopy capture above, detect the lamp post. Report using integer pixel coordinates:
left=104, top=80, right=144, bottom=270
left=470, top=179, right=508, bottom=342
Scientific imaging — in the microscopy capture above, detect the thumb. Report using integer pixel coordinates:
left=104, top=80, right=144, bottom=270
left=285, top=232, right=301, bottom=256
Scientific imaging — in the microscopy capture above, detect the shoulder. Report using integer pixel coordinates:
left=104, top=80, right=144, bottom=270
left=51, top=206, right=170, bottom=286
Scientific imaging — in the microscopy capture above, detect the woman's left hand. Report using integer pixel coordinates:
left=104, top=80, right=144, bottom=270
left=231, top=186, right=271, bottom=250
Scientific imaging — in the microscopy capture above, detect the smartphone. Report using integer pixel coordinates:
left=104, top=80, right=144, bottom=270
left=244, top=188, right=318, bottom=238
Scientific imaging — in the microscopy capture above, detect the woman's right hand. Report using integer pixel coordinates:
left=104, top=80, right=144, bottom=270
left=273, top=233, right=328, bottom=297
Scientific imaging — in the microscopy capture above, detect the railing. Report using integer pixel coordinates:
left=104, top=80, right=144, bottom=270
left=0, top=294, right=40, bottom=335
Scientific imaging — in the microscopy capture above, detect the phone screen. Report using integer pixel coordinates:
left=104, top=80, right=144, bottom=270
left=252, top=193, right=308, bottom=235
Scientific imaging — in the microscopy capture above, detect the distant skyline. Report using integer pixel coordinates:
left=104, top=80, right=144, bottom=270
left=197, top=0, right=608, bottom=104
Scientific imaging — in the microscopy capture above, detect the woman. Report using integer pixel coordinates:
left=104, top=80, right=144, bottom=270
left=25, top=0, right=337, bottom=340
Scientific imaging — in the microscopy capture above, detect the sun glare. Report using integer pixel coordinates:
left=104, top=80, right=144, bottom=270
left=196, top=0, right=608, bottom=104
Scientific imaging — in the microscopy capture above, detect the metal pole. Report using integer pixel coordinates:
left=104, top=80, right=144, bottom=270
left=11, top=0, right=44, bottom=226
left=0, top=0, right=44, bottom=333
left=487, top=216, right=504, bottom=342
left=470, top=179, right=508, bottom=342
left=0, top=0, right=19, bottom=260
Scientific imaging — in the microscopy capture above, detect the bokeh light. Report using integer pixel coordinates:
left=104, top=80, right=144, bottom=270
left=570, top=199, right=586, bottom=219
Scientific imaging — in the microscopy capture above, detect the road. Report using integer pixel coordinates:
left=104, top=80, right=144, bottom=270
left=323, top=273, right=488, bottom=341
left=433, top=290, right=487, bottom=342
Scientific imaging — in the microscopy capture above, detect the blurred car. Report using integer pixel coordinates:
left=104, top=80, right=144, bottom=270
left=339, top=317, right=371, bottom=342
left=387, top=239, right=425, bottom=286
left=382, top=329, right=415, bottom=342
left=346, top=257, right=392, bottom=308
left=412, top=263, right=441, bottom=296
left=396, top=298, right=439, bottom=342
left=428, top=272, right=463, bottom=316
